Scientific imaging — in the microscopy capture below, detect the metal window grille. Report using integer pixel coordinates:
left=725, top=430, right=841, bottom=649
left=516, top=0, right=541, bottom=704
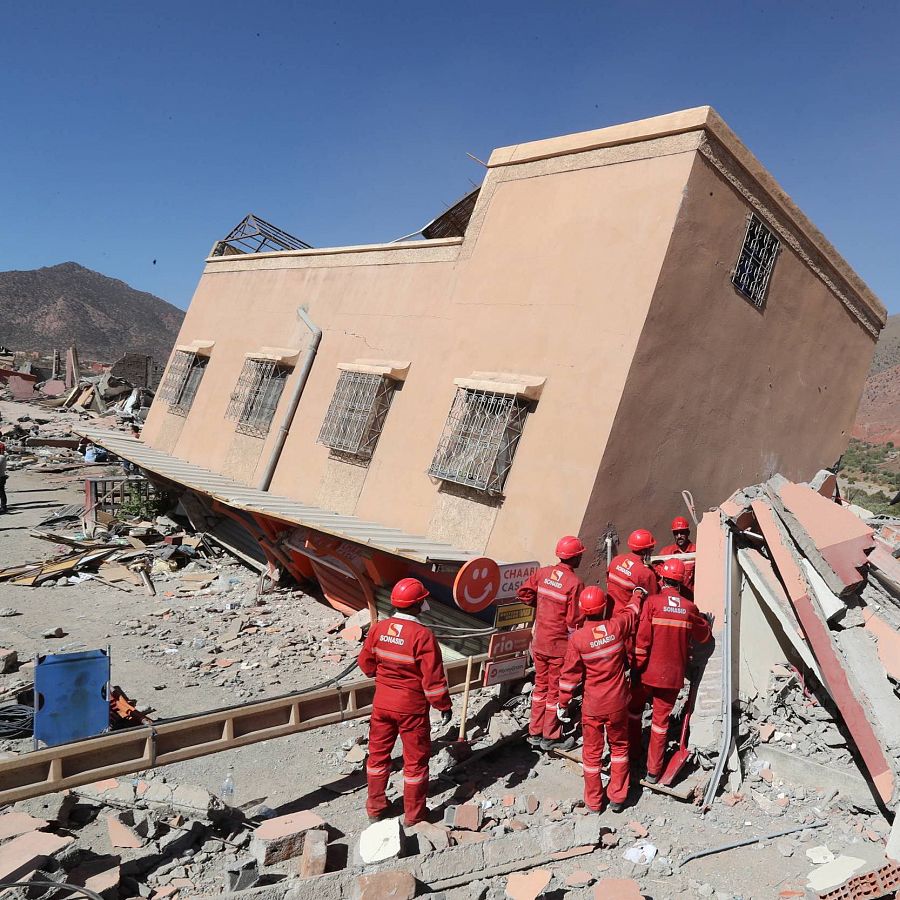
left=157, top=351, right=195, bottom=404
left=171, top=356, right=209, bottom=417
left=732, top=213, right=780, bottom=308
left=317, top=371, right=395, bottom=459
left=225, top=359, right=291, bottom=437
left=428, top=389, right=529, bottom=494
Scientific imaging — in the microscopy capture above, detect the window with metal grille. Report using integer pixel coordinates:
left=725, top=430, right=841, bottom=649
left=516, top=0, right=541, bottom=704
left=171, top=355, right=208, bottom=416
left=225, top=359, right=292, bottom=437
left=428, top=389, right=530, bottom=494
left=317, top=371, right=395, bottom=460
left=732, top=213, right=780, bottom=308
left=157, top=351, right=195, bottom=404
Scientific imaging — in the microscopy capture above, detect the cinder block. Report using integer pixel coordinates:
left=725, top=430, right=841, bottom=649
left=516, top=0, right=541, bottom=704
left=251, top=811, right=325, bottom=866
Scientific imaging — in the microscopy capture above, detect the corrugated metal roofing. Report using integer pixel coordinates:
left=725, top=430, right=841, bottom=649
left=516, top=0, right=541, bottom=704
left=75, top=426, right=476, bottom=565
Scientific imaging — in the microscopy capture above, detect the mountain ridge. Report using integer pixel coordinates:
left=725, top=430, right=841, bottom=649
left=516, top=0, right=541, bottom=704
left=0, top=262, right=183, bottom=364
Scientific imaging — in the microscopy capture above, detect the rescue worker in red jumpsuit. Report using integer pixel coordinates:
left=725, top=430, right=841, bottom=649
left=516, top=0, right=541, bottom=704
left=358, top=578, right=452, bottom=825
left=517, top=535, right=586, bottom=751
left=557, top=586, right=640, bottom=813
left=655, top=517, right=697, bottom=595
left=633, top=558, right=711, bottom=782
left=606, top=530, right=658, bottom=617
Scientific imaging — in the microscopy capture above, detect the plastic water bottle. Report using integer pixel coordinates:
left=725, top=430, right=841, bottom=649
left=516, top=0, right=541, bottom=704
left=221, top=767, right=235, bottom=806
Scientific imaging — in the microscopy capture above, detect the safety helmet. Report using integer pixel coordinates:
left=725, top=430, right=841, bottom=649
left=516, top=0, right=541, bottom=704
left=660, top=558, right=686, bottom=583
left=671, top=516, right=691, bottom=533
left=580, top=586, right=609, bottom=616
left=555, top=535, right=586, bottom=560
left=627, top=529, right=655, bottom=552
left=390, top=577, right=430, bottom=608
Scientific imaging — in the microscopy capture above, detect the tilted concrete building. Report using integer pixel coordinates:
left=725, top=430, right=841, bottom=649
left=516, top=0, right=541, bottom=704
left=82, top=106, right=885, bottom=623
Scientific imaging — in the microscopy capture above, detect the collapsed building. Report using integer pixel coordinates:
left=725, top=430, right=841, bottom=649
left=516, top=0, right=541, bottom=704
left=78, top=106, right=885, bottom=616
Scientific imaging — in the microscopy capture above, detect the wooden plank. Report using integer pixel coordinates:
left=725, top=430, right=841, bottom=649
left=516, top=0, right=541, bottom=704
left=0, top=655, right=488, bottom=805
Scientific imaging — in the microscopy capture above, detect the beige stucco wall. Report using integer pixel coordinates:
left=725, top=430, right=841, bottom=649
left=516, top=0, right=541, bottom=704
left=578, top=146, right=879, bottom=581
left=143, top=146, right=696, bottom=562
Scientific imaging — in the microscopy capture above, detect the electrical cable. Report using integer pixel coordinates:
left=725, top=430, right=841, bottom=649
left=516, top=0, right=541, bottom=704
left=679, top=821, right=826, bottom=867
left=0, top=704, right=34, bottom=738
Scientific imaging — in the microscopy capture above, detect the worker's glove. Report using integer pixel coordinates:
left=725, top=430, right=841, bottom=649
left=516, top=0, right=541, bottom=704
left=556, top=704, right=571, bottom=724
left=440, top=709, right=453, bottom=726
left=702, top=612, right=715, bottom=628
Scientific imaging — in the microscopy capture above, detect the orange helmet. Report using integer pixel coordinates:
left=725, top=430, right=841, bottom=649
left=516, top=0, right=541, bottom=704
left=580, top=586, right=609, bottom=616
left=391, top=577, right=430, bottom=608
left=671, top=516, right=691, bottom=533
left=555, top=535, right=586, bottom=560
left=660, top=558, right=686, bottom=583
left=627, top=529, right=655, bottom=552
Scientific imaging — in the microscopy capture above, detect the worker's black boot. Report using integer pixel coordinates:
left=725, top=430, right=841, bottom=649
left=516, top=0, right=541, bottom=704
left=608, top=800, right=625, bottom=813
left=526, top=734, right=543, bottom=748
left=644, top=772, right=660, bottom=784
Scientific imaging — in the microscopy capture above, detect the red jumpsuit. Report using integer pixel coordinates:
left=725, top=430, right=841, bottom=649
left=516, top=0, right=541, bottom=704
left=655, top=541, right=697, bottom=595
left=606, top=552, right=658, bottom=616
left=358, top=612, right=451, bottom=825
left=632, top=586, right=711, bottom=776
left=557, top=597, right=640, bottom=810
left=517, top=562, right=584, bottom=742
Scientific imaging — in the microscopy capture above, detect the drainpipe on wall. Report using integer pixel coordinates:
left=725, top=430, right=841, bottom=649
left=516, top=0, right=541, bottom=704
left=257, top=306, right=322, bottom=492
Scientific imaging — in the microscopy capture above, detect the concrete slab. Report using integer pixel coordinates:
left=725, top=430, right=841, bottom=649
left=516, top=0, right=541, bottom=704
left=863, top=609, right=900, bottom=681
left=801, top=558, right=846, bottom=624
left=753, top=499, right=895, bottom=806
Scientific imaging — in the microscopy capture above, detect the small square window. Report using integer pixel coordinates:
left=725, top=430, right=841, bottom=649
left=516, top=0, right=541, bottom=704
left=732, top=213, right=780, bottom=308
left=225, top=359, right=292, bottom=437
left=318, top=371, right=396, bottom=460
left=158, top=351, right=209, bottom=416
left=428, top=388, right=530, bottom=495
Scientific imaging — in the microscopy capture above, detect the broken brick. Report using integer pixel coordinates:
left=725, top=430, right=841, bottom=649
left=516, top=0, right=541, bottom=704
left=298, top=828, right=328, bottom=877
left=453, top=803, right=483, bottom=831
left=0, top=830, right=74, bottom=882
left=505, top=868, right=551, bottom=900
left=0, top=813, right=49, bottom=841
left=106, top=813, right=143, bottom=850
left=626, top=820, right=648, bottom=838
left=250, top=810, right=325, bottom=866
left=565, top=870, right=594, bottom=888
left=355, top=870, right=416, bottom=900
left=592, top=878, right=643, bottom=899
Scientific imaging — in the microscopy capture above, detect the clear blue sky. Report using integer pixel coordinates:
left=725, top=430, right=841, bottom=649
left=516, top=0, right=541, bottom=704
left=2, top=3, right=898, bottom=312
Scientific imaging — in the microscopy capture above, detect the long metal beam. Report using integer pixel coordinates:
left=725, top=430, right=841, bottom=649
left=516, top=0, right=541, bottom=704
left=0, top=656, right=488, bottom=805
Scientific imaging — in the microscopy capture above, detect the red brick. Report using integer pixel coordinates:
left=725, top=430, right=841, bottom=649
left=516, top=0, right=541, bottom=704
left=453, top=803, right=483, bottom=831
left=298, top=829, right=328, bottom=877
left=505, top=869, right=551, bottom=899
left=340, top=624, right=363, bottom=643
left=565, top=870, right=594, bottom=887
left=0, top=831, right=73, bottom=882
left=524, top=794, right=539, bottom=815
left=251, top=810, right=325, bottom=865
left=0, top=813, right=48, bottom=841
left=593, top=879, right=643, bottom=900
left=356, top=870, right=416, bottom=900
left=106, top=814, right=143, bottom=850
left=626, top=820, right=648, bottom=838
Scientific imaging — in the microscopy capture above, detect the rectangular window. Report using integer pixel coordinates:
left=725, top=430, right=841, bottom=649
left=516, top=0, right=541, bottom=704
left=732, top=213, right=780, bottom=308
left=428, top=388, right=530, bottom=494
left=317, top=371, right=395, bottom=460
left=158, top=351, right=209, bottom=416
left=225, top=359, right=292, bottom=437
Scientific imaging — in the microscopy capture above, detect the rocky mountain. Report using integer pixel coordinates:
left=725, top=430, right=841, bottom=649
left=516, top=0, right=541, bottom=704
left=0, top=262, right=184, bottom=364
left=854, top=313, right=900, bottom=445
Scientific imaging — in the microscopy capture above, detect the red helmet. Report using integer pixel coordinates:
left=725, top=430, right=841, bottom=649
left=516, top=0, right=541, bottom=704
left=627, top=529, right=655, bottom=552
left=580, top=586, right=609, bottom=616
left=660, top=558, right=686, bottom=583
left=391, top=577, right=430, bottom=608
left=671, top=516, right=691, bottom=533
left=555, top=535, right=586, bottom=560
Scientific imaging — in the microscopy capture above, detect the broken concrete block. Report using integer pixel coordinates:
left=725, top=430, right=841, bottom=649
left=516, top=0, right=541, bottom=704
left=15, top=791, right=75, bottom=825
left=225, top=857, right=259, bottom=892
left=0, top=648, right=17, bottom=673
left=107, top=813, right=144, bottom=849
left=0, top=812, right=49, bottom=841
left=298, top=828, right=328, bottom=877
left=171, top=783, right=222, bottom=818
left=801, top=559, right=846, bottom=624
left=505, top=868, right=551, bottom=899
left=356, top=817, right=404, bottom=865
left=807, top=855, right=868, bottom=893
left=453, top=803, right=483, bottom=831
left=355, top=870, right=416, bottom=900
left=0, top=830, right=74, bottom=882
left=417, top=840, right=485, bottom=883
left=775, top=479, right=874, bottom=595
left=408, top=821, right=450, bottom=850
left=251, top=810, right=325, bottom=866
left=67, top=855, right=121, bottom=900
left=573, top=815, right=602, bottom=846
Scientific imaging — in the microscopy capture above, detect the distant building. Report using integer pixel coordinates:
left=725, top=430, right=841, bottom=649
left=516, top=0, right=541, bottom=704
left=81, top=107, right=885, bottom=620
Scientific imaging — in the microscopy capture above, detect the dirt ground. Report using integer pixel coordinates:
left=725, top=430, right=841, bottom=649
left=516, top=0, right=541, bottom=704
left=0, top=401, right=884, bottom=898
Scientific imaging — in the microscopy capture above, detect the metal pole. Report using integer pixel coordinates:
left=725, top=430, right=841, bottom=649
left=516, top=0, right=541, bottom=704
left=257, top=307, right=322, bottom=492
